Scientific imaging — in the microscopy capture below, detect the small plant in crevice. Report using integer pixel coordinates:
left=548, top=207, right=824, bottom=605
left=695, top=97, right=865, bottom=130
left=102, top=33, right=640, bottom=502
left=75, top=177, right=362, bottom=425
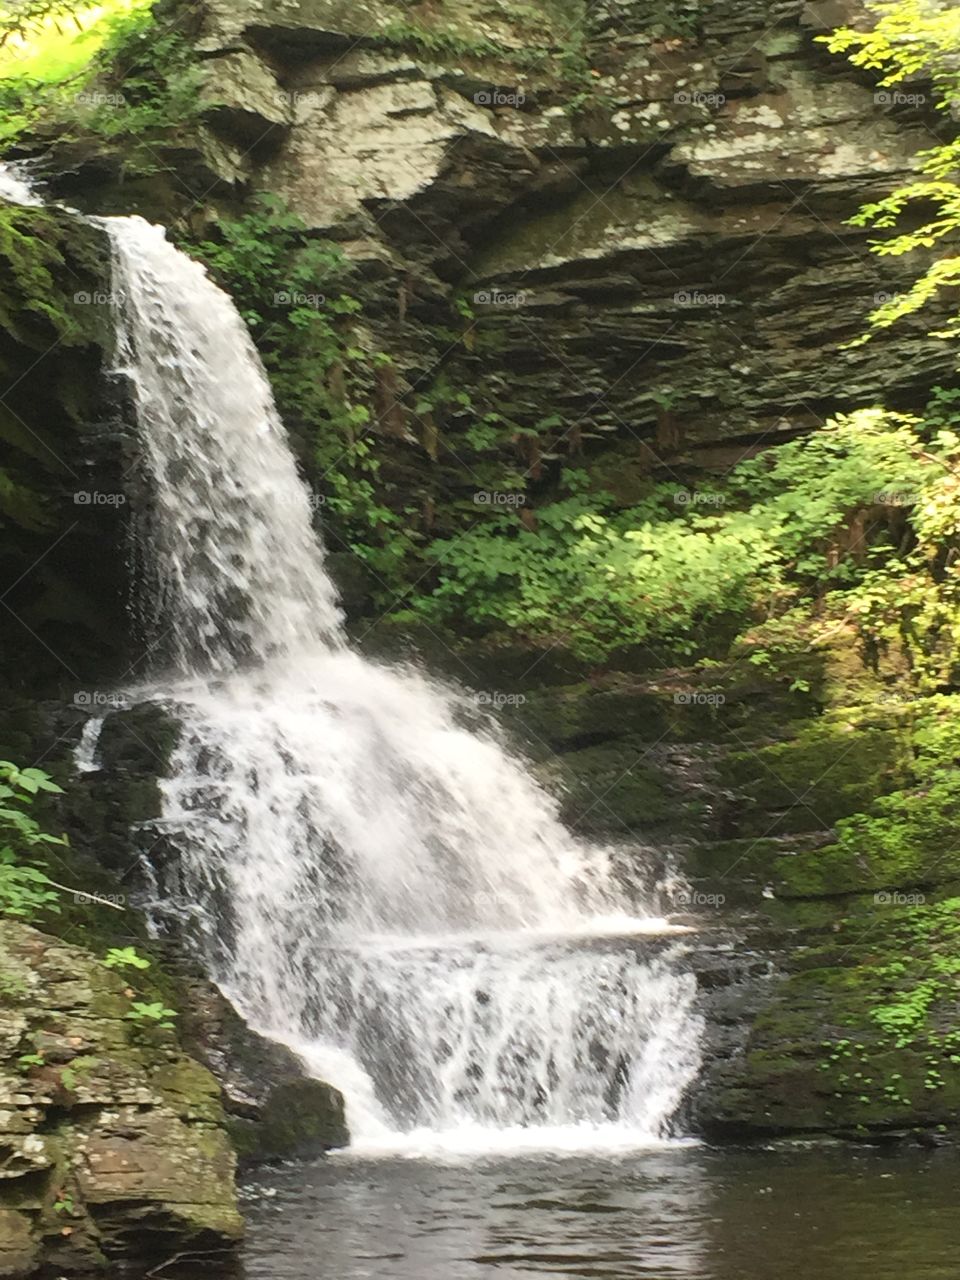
left=0, top=761, right=63, bottom=920
left=103, top=944, right=151, bottom=970
left=126, top=999, right=177, bottom=1031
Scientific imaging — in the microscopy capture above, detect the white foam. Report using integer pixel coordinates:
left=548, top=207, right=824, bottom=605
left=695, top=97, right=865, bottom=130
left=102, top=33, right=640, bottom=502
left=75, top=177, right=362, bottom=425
left=97, top=215, right=705, bottom=1150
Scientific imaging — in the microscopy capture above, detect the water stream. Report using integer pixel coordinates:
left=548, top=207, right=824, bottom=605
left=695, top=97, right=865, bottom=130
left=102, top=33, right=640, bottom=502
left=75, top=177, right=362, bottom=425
left=0, top=157, right=703, bottom=1153
left=102, top=214, right=704, bottom=1150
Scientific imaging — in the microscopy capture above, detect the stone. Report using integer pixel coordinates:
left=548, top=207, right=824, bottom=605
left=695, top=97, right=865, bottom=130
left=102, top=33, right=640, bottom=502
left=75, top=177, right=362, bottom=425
left=197, top=49, right=292, bottom=143
left=0, top=923, right=242, bottom=1277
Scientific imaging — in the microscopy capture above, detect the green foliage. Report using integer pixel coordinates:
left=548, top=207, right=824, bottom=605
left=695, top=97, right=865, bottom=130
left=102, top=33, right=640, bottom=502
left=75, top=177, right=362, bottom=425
left=826, top=697, right=960, bottom=887
left=410, top=408, right=953, bottom=661
left=190, top=197, right=408, bottom=569
left=103, top=944, right=150, bottom=970
left=0, top=761, right=63, bottom=919
left=869, top=898, right=960, bottom=1046
left=1, top=3, right=200, bottom=159
left=126, top=999, right=176, bottom=1030
left=822, top=2, right=960, bottom=339
left=0, top=0, right=86, bottom=45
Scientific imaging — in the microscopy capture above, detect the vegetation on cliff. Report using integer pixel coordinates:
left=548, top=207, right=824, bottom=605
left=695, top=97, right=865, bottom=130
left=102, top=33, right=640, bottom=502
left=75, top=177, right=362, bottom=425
left=3, top=0, right=960, bottom=1174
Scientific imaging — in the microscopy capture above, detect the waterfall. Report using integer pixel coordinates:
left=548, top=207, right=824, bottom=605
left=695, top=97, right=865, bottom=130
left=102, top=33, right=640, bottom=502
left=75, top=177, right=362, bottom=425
left=0, top=163, right=41, bottom=206
left=97, top=213, right=702, bottom=1150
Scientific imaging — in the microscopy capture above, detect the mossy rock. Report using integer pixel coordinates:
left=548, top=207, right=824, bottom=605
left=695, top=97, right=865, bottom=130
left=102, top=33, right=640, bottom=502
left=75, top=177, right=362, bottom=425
left=720, top=710, right=914, bottom=839
left=0, top=922, right=242, bottom=1275
left=233, top=1079, right=349, bottom=1162
left=545, top=736, right=706, bottom=835
left=695, top=890, right=960, bottom=1139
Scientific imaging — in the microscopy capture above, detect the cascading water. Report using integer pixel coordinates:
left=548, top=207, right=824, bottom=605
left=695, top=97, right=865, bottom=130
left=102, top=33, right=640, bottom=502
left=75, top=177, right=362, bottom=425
left=0, top=163, right=41, bottom=206
left=95, top=213, right=702, bottom=1150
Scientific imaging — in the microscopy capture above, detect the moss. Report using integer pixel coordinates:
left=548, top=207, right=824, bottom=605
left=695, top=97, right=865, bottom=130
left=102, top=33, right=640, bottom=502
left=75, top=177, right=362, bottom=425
left=545, top=736, right=703, bottom=834
left=0, top=205, right=109, bottom=347
left=720, top=707, right=915, bottom=840
left=699, top=890, right=960, bottom=1138
left=760, top=696, right=960, bottom=897
left=0, top=922, right=242, bottom=1272
left=237, top=1079, right=349, bottom=1162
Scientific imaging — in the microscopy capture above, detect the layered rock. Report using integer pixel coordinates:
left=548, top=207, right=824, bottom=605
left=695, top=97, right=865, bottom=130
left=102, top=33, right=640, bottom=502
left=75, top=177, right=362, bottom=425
left=24, top=0, right=955, bottom=533
left=181, top=0, right=954, bottom=481
left=0, top=203, right=127, bottom=714
left=0, top=922, right=242, bottom=1277
left=4, top=0, right=960, bottom=1155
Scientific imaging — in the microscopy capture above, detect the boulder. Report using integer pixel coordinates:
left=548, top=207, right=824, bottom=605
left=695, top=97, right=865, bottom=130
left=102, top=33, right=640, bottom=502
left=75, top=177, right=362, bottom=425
left=0, top=923, right=242, bottom=1278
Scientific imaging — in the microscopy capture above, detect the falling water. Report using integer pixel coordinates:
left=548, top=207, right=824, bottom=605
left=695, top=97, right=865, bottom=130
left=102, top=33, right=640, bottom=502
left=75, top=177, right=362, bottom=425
left=0, top=163, right=42, bottom=206
left=98, top=215, right=702, bottom=1150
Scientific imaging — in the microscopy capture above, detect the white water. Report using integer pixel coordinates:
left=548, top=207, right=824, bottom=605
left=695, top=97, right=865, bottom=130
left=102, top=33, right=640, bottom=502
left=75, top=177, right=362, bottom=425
left=0, top=163, right=41, bottom=206
left=74, top=716, right=106, bottom=773
left=95, top=215, right=703, bottom=1151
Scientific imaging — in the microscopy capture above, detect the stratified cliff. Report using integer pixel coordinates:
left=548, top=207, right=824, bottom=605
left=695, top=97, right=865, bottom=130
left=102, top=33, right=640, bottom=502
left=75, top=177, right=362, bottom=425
left=2, top=0, right=959, bottom=1181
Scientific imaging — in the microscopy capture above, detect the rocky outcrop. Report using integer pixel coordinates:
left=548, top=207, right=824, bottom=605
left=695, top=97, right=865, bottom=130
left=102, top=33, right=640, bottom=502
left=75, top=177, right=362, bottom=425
left=0, top=202, right=128, bottom=717
left=174, top=967, right=349, bottom=1162
left=4, top=0, right=960, bottom=1154
left=198, top=0, right=953, bottom=493
left=20, top=0, right=956, bottom=571
left=0, top=922, right=242, bottom=1277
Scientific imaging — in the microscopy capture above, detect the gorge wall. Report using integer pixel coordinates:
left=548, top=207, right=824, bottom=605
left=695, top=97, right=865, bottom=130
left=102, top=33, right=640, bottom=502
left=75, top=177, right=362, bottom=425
left=2, top=14, right=960, bottom=1272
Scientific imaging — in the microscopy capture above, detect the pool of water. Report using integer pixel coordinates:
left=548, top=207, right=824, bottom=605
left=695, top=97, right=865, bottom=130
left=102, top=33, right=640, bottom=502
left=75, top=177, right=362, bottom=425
left=238, top=1144, right=960, bottom=1279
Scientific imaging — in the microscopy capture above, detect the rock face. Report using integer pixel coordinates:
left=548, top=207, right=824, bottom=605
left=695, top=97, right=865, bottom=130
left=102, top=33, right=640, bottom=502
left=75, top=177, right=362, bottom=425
left=0, top=922, right=243, bottom=1277
left=174, top=964, right=349, bottom=1162
left=0, top=203, right=128, bottom=720
left=168, top=0, right=953, bottom=477
left=3, top=0, right=960, bottom=1158
left=28, top=0, right=955, bottom=543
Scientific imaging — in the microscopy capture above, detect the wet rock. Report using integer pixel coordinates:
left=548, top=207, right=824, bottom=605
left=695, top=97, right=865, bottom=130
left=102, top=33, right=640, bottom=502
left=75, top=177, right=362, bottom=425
left=173, top=966, right=349, bottom=1163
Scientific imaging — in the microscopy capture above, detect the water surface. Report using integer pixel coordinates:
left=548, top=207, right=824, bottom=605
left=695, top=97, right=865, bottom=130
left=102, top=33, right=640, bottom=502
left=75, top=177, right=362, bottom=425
left=240, top=1145, right=960, bottom=1279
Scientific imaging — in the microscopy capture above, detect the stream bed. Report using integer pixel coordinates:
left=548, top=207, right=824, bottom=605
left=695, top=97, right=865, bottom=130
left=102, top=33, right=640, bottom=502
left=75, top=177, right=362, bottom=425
left=237, top=1145, right=959, bottom=1279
